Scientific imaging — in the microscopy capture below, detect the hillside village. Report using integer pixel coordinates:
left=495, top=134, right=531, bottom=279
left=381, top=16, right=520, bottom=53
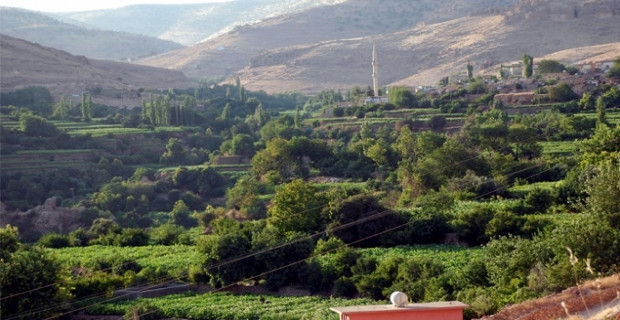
left=1, top=0, right=620, bottom=319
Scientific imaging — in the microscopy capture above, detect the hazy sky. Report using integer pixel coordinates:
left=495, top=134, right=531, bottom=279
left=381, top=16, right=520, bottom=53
left=0, top=0, right=231, bottom=12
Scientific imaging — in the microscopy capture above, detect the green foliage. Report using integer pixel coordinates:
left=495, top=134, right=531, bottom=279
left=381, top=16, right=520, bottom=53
left=88, top=292, right=376, bottom=320
left=160, top=138, right=185, bottom=164
left=0, top=239, right=65, bottom=319
left=548, top=83, right=578, bottom=102
left=584, top=153, right=620, bottom=227
left=114, top=228, right=150, bottom=246
left=467, top=77, right=487, bottom=94
left=546, top=215, right=620, bottom=271
left=578, top=123, right=620, bottom=155
left=196, top=230, right=252, bottom=288
left=37, top=232, right=71, bottom=248
left=388, top=87, right=416, bottom=108
left=522, top=54, right=533, bottom=78
left=578, top=92, right=596, bottom=110
left=226, top=175, right=266, bottom=219
left=520, top=187, right=555, bottom=214
left=607, top=56, right=620, bottom=77
left=150, top=223, right=186, bottom=245
left=268, top=179, right=327, bottom=234
left=81, top=93, right=93, bottom=122
left=328, top=194, right=404, bottom=247
left=537, top=59, right=565, bottom=74
left=251, top=137, right=333, bottom=183
left=170, top=200, right=198, bottom=228
left=19, top=113, right=59, bottom=137
left=252, top=228, right=314, bottom=290
left=427, top=114, right=447, bottom=131
left=230, top=133, right=255, bottom=156
left=0, top=86, right=53, bottom=115
left=0, top=225, right=21, bottom=260
left=463, top=109, right=510, bottom=151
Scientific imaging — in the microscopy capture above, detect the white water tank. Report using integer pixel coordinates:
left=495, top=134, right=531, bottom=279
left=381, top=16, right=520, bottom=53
left=390, top=291, right=408, bottom=307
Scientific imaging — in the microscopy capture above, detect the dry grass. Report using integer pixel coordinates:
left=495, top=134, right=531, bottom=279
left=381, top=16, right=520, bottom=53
left=480, top=274, right=620, bottom=320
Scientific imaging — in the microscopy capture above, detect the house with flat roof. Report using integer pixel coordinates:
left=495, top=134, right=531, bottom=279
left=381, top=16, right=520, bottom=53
left=331, top=293, right=468, bottom=320
left=330, top=301, right=469, bottom=320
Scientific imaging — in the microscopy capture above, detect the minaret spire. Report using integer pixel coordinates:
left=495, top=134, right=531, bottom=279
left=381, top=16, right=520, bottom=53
left=372, top=43, right=379, bottom=97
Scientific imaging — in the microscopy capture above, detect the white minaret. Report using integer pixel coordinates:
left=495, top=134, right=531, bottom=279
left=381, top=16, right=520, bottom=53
left=372, top=43, right=379, bottom=97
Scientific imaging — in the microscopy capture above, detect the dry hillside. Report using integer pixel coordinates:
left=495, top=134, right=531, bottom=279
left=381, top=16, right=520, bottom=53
left=479, top=274, right=620, bottom=320
left=0, top=7, right=184, bottom=61
left=58, top=0, right=348, bottom=46
left=138, top=0, right=619, bottom=94
left=137, top=0, right=517, bottom=79
left=0, top=34, right=196, bottom=107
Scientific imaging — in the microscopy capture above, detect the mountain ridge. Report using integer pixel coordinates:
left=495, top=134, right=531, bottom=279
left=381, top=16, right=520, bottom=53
left=0, top=7, right=184, bottom=61
left=137, top=0, right=620, bottom=93
left=0, top=34, right=196, bottom=107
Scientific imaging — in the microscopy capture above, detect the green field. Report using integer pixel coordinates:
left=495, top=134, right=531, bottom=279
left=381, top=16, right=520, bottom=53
left=82, top=244, right=479, bottom=319
left=86, top=292, right=378, bottom=320
left=540, top=140, right=577, bottom=155
left=52, top=245, right=200, bottom=276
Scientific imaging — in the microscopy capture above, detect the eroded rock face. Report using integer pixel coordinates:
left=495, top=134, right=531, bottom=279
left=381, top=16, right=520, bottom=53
left=0, top=197, right=84, bottom=236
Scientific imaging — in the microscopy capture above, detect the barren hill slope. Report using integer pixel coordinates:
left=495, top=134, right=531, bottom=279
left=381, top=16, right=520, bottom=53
left=137, top=0, right=517, bottom=79
left=0, top=34, right=195, bottom=106
left=138, top=0, right=619, bottom=94
left=59, top=0, right=348, bottom=46
left=0, top=7, right=183, bottom=61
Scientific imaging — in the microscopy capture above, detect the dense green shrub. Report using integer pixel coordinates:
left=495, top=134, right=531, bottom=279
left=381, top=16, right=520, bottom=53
left=37, top=232, right=71, bottom=248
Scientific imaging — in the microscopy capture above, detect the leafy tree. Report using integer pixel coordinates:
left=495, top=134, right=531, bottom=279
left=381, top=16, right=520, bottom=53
left=547, top=83, right=578, bottom=102
left=599, top=87, right=620, bottom=108
left=226, top=175, right=266, bottom=219
left=252, top=137, right=332, bottom=183
left=508, top=123, right=541, bottom=160
left=51, top=95, right=70, bottom=120
left=578, top=92, right=596, bottom=110
left=395, top=126, right=417, bottom=160
left=427, top=115, right=447, bottom=131
left=251, top=102, right=270, bottom=128
left=388, top=87, right=416, bottom=108
left=463, top=109, right=510, bottom=151
left=328, top=194, right=404, bottom=247
left=467, top=61, right=474, bottom=79
left=467, top=77, right=487, bottom=94
left=196, top=223, right=253, bottom=287
left=0, top=225, right=20, bottom=260
left=1, top=226, right=65, bottom=319
left=19, top=113, right=59, bottom=137
left=0, top=86, right=53, bottom=115
left=537, top=59, right=565, bottom=74
left=415, top=131, right=446, bottom=158
left=267, top=179, right=327, bottom=234
left=37, top=232, right=70, bottom=248
left=607, top=56, right=620, bottom=77
left=578, top=124, right=620, bottom=155
left=252, top=227, right=314, bottom=290
left=585, top=154, right=620, bottom=227
left=170, top=200, right=197, bottom=228
left=522, top=54, right=534, bottom=78
left=81, top=93, right=92, bottom=122
left=230, top=134, right=255, bottom=157
left=220, top=103, right=233, bottom=121
left=160, top=138, right=185, bottom=164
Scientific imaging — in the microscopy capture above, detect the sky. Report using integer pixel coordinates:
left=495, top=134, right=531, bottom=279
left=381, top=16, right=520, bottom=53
left=0, top=0, right=231, bottom=12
